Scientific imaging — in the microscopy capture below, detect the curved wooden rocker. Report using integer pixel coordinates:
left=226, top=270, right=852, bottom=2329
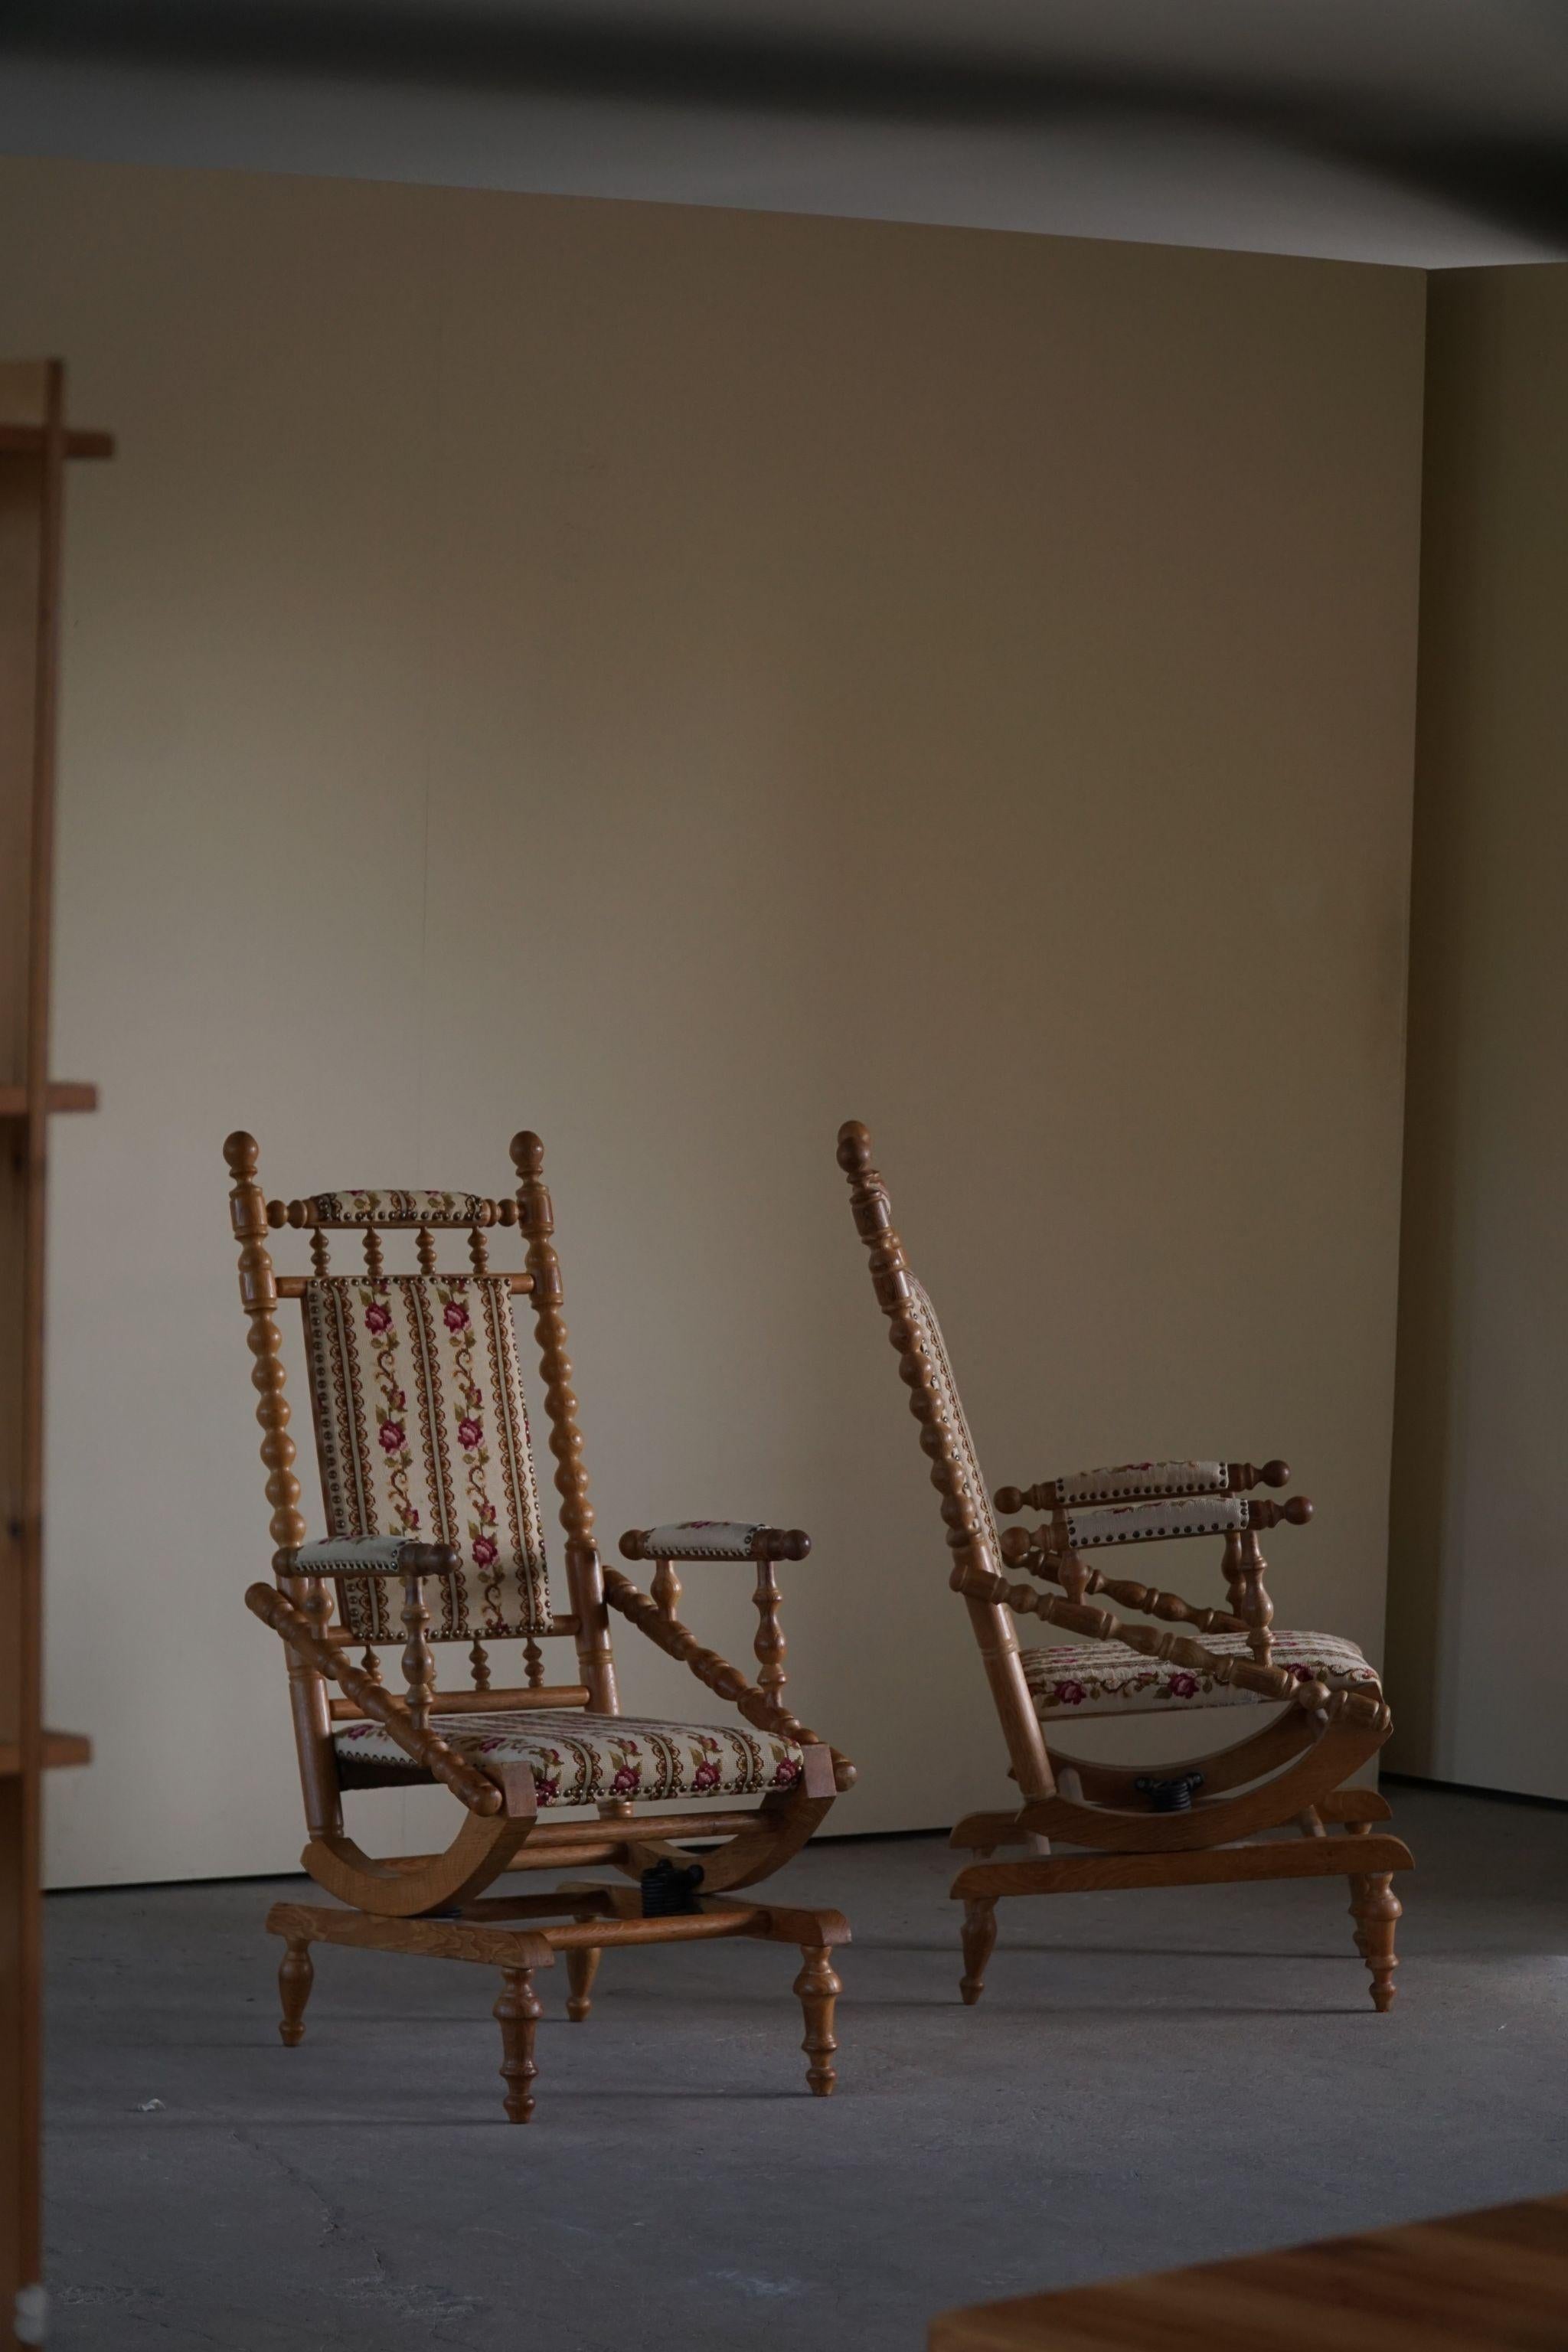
left=836, top=1119, right=1412, bottom=2017
left=227, top=1130, right=852, bottom=2119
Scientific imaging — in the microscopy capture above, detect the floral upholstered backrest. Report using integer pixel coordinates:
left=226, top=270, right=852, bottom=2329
left=905, top=1277, right=1004, bottom=1570
left=302, top=1273, right=553, bottom=1642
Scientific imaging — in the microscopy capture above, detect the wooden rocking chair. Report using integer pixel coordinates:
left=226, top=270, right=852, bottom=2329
left=227, top=1129, right=851, bottom=2120
left=836, top=1120, right=1412, bottom=2014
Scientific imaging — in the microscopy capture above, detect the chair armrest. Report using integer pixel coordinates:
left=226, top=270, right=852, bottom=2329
left=995, top=1459, right=1291, bottom=1514
left=1012, top=1491, right=1312, bottom=1559
left=619, top=1521, right=811, bottom=1563
left=276, top=1537, right=462, bottom=1577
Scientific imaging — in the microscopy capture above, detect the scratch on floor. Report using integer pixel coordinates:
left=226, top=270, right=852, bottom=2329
left=710, top=2268, right=807, bottom=2298
left=227, top=2125, right=390, bottom=2284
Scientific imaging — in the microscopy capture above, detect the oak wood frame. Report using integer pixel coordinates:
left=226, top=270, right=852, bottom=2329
left=928, top=2192, right=1568, bottom=2351
left=1, top=362, right=106, bottom=2350
left=836, top=1119, right=1411, bottom=2013
left=228, top=1128, right=852, bottom=2117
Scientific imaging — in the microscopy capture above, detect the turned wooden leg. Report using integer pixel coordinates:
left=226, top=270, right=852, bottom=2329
left=277, top=1938, right=314, bottom=2047
left=1348, top=1871, right=1402, bottom=2014
left=566, top=1945, right=600, bottom=2023
left=794, top=1945, right=841, bottom=2098
left=494, top=1967, right=543, bottom=2122
left=960, top=1896, right=998, bottom=2007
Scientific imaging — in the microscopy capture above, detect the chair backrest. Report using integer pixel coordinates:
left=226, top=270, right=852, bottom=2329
left=302, top=1269, right=551, bottom=1645
left=225, top=1130, right=618, bottom=1720
left=836, top=1119, right=1056, bottom=1799
left=897, top=1274, right=1005, bottom=1576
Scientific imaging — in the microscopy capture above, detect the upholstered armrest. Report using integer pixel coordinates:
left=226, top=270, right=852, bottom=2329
left=607, top=1523, right=851, bottom=1792
left=619, top=1521, right=811, bottom=1564
left=1003, top=1491, right=1312, bottom=1561
left=995, top=1459, right=1291, bottom=1514
left=276, top=1536, right=461, bottom=1577
left=1058, top=1494, right=1247, bottom=1550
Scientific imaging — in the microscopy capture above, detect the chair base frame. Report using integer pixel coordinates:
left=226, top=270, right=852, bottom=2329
left=296, top=1765, right=838, bottom=1918
left=267, top=1879, right=848, bottom=2122
left=949, top=1782, right=1411, bottom=2012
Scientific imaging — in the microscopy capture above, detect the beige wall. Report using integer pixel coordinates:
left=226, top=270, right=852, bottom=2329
left=1386, top=265, right=1568, bottom=1795
left=0, top=157, right=1425, bottom=1885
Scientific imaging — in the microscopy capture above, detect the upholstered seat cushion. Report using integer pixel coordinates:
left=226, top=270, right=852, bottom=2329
left=1021, top=1631, right=1380, bottom=1721
left=334, top=1708, right=806, bottom=1808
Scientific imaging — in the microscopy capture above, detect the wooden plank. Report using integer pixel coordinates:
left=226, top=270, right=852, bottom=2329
left=0, top=361, right=102, bottom=2346
left=0, top=426, right=114, bottom=460
left=329, top=1682, right=590, bottom=1722
left=929, top=2195, right=1568, bottom=2351
left=266, top=1901, right=557, bottom=1972
left=953, top=1832, right=1413, bottom=1900
left=0, top=1081, right=97, bottom=1116
left=392, top=1808, right=769, bottom=1855
left=0, top=1732, right=92, bottom=1776
left=0, top=366, right=54, bottom=2350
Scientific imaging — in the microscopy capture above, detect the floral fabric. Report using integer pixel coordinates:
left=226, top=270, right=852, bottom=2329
left=1062, top=1495, right=1248, bottom=1550
left=1053, top=1460, right=1230, bottom=1505
left=302, top=1274, right=552, bottom=1642
left=1021, top=1630, right=1380, bottom=1720
left=308, top=1190, right=492, bottom=1226
left=333, top=1708, right=805, bottom=1807
left=905, top=1279, right=1004, bottom=1565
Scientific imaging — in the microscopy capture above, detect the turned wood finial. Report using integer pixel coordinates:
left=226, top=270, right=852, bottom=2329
left=511, top=1129, right=546, bottom=1181
left=1245, top=1494, right=1314, bottom=1528
left=224, top=1129, right=260, bottom=1179
left=835, top=1119, right=876, bottom=1177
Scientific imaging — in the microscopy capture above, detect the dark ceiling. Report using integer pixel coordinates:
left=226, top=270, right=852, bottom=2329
left=7, top=0, right=1568, bottom=240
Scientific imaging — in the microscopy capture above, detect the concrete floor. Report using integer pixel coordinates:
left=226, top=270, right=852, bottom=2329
left=45, top=1782, right=1568, bottom=2351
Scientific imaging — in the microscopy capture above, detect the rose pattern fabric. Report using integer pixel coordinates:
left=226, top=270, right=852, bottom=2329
left=308, top=1190, right=492, bottom=1227
left=1021, top=1630, right=1380, bottom=1721
left=302, top=1273, right=552, bottom=1644
left=334, top=1708, right=805, bottom=1808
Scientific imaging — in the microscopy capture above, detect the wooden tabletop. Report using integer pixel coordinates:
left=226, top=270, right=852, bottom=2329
left=929, top=2194, right=1568, bottom=2351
